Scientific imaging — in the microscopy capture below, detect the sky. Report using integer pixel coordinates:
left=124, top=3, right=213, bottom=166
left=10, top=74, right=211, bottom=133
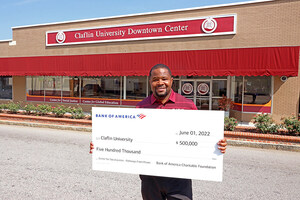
left=0, top=0, right=255, bottom=40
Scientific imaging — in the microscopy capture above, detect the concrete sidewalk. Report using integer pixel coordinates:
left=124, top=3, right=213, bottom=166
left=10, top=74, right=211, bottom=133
left=0, top=113, right=299, bottom=152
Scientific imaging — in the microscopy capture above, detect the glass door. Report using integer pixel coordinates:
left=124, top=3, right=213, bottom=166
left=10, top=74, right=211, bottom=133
left=196, top=81, right=211, bottom=110
left=180, top=79, right=212, bottom=110
left=179, top=77, right=228, bottom=110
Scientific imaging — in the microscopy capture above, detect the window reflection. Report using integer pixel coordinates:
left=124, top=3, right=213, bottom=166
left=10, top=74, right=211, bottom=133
left=26, top=76, right=44, bottom=96
left=234, top=76, right=243, bottom=104
left=244, top=76, right=271, bottom=104
left=62, top=77, right=79, bottom=97
left=233, top=76, right=271, bottom=105
left=212, top=80, right=226, bottom=97
left=81, top=77, right=120, bottom=99
left=0, top=76, right=12, bottom=99
left=126, top=76, right=147, bottom=100
left=172, top=79, right=180, bottom=94
left=44, top=76, right=62, bottom=97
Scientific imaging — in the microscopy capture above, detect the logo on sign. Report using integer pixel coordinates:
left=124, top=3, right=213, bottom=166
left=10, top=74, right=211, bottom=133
left=202, top=17, right=217, bottom=33
left=95, top=113, right=146, bottom=119
left=56, top=31, right=66, bottom=44
left=95, top=113, right=136, bottom=119
left=137, top=114, right=146, bottom=119
left=197, top=83, right=209, bottom=95
left=182, top=83, right=193, bottom=95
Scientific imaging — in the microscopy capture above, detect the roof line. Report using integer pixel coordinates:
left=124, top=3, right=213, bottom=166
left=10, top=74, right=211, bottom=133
left=0, top=39, right=12, bottom=43
left=12, top=0, right=273, bottom=30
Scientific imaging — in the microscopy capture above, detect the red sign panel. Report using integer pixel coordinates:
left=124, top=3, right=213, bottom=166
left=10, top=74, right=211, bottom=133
left=46, top=14, right=236, bottom=46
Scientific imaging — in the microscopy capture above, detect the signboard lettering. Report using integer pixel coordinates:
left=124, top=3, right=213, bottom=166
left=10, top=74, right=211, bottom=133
left=46, top=14, right=236, bottom=46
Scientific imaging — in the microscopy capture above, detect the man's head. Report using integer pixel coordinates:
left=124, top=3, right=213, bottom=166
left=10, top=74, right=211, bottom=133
left=149, top=64, right=173, bottom=102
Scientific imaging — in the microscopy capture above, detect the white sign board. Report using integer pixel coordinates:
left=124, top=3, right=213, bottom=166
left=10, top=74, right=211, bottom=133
left=92, top=107, right=224, bottom=182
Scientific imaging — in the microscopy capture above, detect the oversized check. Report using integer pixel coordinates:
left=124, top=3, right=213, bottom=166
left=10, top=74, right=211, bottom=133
left=92, top=107, right=224, bottom=182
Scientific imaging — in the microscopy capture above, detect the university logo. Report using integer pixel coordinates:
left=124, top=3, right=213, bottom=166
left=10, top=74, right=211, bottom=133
left=202, top=17, right=217, bottom=33
left=56, top=31, right=66, bottom=44
left=182, top=83, right=193, bottom=95
left=197, top=83, right=209, bottom=95
left=137, top=114, right=146, bottom=119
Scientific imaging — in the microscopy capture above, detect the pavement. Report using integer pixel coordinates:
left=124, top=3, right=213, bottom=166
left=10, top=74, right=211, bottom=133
left=0, top=113, right=299, bottom=152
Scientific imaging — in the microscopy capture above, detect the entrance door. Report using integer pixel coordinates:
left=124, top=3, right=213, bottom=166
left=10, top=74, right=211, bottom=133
left=196, top=81, right=211, bottom=110
left=180, top=80, right=212, bottom=110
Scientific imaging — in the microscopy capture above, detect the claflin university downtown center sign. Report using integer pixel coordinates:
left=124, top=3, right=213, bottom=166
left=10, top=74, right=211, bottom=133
left=46, top=14, right=236, bottom=46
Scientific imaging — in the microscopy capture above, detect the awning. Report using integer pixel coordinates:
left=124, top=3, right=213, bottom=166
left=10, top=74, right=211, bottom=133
left=0, top=46, right=299, bottom=76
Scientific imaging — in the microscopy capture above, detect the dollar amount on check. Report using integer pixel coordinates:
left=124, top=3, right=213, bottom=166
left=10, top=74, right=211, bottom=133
left=92, top=107, right=224, bottom=182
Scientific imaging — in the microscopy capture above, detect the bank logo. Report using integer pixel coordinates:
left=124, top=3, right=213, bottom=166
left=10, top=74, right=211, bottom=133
left=95, top=113, right=136, bottom=119
left=137, top=114, right=146, bottom=119
left=56, top=31, right=66, bottom=44
left=202, top=17, right=217, bottom=33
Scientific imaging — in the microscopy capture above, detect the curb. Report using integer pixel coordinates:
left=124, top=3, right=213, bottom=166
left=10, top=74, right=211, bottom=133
left=0, top=120, right=92, bottom=133
left=0, top=113, right=92, bottom=126
left=227, top=140, right=300, bottom=152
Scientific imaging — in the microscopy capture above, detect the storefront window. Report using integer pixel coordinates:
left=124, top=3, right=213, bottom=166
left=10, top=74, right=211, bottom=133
left=211, top=99, right=220, bottom=110
left=233, top=76, right=272, bottom=105
left=212, top=80, right=227, bottom=110
left=62, top=77, right=80, bottom=97
left=212, top=80, right=227, bottom=97
left=172, top=79, right=180, bottom=94
left=82, top=77, right=121, bottom=99
left=233, top=76, right=243, bottom=104
left=44, top=76, right=62, bottom=97
left=232, top=76, right=272, bottom=113
left=0, top=76, right=12, bottom=99
left=82, top=77, right=102, bottom=98
left=125, top=76, right=147, bottom=100
left=26, top=76, right=44, bottom=96
left=244, top=76, right=271, bottom=104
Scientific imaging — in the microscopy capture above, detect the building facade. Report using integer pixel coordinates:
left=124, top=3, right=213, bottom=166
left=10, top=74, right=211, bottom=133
left=0, top=0, right=299, bottom=122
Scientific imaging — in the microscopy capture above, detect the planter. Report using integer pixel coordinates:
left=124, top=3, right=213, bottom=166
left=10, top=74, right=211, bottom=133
left=225, top=130, right=300, bottom=144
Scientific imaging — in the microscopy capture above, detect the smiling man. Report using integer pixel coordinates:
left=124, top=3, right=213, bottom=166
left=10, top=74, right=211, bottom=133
left=90, top=64, right=227, bottom=200
left=135, top=64, right=227, bottom=200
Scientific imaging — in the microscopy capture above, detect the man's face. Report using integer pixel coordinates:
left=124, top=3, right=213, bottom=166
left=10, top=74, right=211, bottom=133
left=149, top=68, right=173, bottom=100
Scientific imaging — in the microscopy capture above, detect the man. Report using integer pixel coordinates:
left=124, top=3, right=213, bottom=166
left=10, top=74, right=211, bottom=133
left=90, top=64, right=227, bottom=200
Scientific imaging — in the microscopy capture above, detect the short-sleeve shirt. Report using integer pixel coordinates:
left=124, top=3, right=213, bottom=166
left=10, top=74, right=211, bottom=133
left=136, top=90, right=197, bottom=110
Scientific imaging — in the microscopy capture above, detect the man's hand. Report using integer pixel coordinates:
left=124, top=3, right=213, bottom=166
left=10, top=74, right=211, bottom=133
left=89, top=141, right=94, bottom=154
left=218, top=138, right=227, bottom=154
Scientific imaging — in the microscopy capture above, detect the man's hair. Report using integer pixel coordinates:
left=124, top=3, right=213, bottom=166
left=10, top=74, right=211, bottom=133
left=149, top=64, right=172, bottom=78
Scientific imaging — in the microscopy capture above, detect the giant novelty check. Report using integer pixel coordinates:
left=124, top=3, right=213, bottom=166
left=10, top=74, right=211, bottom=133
left=92, top=107, right=224, bottom=182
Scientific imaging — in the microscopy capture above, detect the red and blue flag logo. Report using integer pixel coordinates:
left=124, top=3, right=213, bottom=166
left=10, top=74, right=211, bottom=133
left=137, top=114, right=146, bottom=119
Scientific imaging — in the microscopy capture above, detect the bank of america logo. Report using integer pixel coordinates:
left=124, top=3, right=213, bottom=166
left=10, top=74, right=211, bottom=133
left=137, top=114, right=146, bottom=119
